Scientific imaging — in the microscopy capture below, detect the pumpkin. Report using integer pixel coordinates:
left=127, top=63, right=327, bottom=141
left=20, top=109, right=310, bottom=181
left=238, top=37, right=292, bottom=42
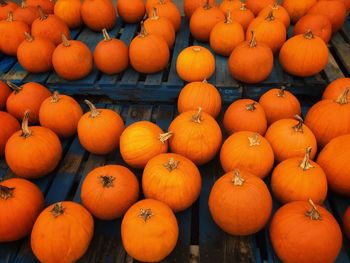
left=184, top=0, right=216, bottom=18
left=31, top=201, right=94, bottom=263
left=0, top=0, right=18, bottom=20
left=151, top=0, right=181, bottom=32
left=142, top=153, right=202, bottom=212
left=294, top=14, right=332, bottom=43
left=270, top=199, right=342, bottom=263
left=258, top=2, right=290, bottom=28
left=209, top=169, right=272, bottom=235
left=219, top=0, right=241, bottom=13
left=317, top=134, right=350, bottom=196
left=305, top=89, right=350, bottom=147
left=246, top=11, right=286, bottom=53
left=228, top=31, right=273, bottom=83
left=177, top=80, right=222, bottom=118
left=282, top=0, right=317, bottom=23
left=5, top=110, right=62, bottom=178
left=323, top=78, right=350, bottom=100
left=220, top=132, right=274, bottom=179
left=146, top=0, right=171, bottom=13
left=77, top=100, right=125, bottom=155
left=121, top=199, right=178, bottom=262
left=168, top=108, right=222, bottom=165
left=120, top=121, right=171, bottom=168
left=230, top=2, right=255, bottom=31
left=0, top=11, right=30, bottom=56
left=117, top=0, right=145, bottom=23
left=26, top=0, right=53, bottom=14
left=245, top=0, right=274, bottom=15
left=0, top=178, right=44, bottom=242
left=344, top=207, right=350, bottom=239
left=39, top=91, right=83, bottom=138
left=81, top=0, right=116, bottom=31
left=308, top=0, right=346, bottom=32
left=81, top=165, right=139, bottom=220
left=94, top=29, right=129, bottom=74
left=189, top=0, right=225, bottom=42
left=0, top=111, right=20, bottom=156
left=223, top=99, right=267, bottom=135
left=335, top=0, right=350, bottom=11
left=0, top=80, right=11, bottom=110
left=279, top=30, right=329, bottom=77
left=17, top=32, right=56, bottom=73
left=272, top=147, right=328, bottom=204
left=209, top=10, right=245, bottom=56
left=176, top=46, right=215, bottom=82
left=52, top=34, right=93, bottom=80
left=144, top=7, right=175, bottom=48
left=6, top=81, right=50, bottom=124
left=54, top=0, right=82, bottom=29
left=13, top=1, right=39, bottom=26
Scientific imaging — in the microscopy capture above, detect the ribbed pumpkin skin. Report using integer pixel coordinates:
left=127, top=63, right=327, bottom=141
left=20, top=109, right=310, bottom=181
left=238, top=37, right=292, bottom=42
left=294, top=14, right=332, bottom=43
left=146, top=0, right=171, bottom=13
left=81, top=0, right=116, bottom=31
left=26, top=0, right=54, bottom=14
left=13, top=4, right=39, bottom=26
left=54, top=0, right=82, bottom=28
left=152, top=1, right=181, bottom=31
left=258, top=4, right=290, bottom=28
left=245, top=0, right=274, bottom=15
left=117, top=0, right=145, bottom=24
left=323, top=78, right=350, bottom=100
left=0, top=80, right=11, bottom=110
left=230, top=4, right=255, bottom=31
left=270, top=201, right=342, bottom=263
left=184, top=0, right=216, bottom=18
left=282, top=0, right=317, bottom=23
left=345, top=207, right=350, bottom=239
left=0, top=1, right=18, bottom=20
left=219, top=0, right=241, bottom=13
left=0, top=111, right=20, bottom=156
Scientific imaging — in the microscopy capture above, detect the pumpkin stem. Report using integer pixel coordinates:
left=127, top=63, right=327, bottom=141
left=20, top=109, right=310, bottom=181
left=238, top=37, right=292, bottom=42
left=84, top=100, right=101, bottom=118
left=24, top=32, right=34, bottom=42
left=61, top=33, right=70, bottom=47
left=193, top=47, right=201, bottom=52
left=245, top=102, right=257, bottom=111
left=265, top=11, right=275, bottom=21
left=305, top=198, right=322, bottom=220
left=248, top=133, right=261, bottom=146
left=21, top=110, right=32, bottom=138
left=50, top=91, right=60, bottom=103
left=21, top=0, right=27, bottom=8
left=277, top=86, right=286, bottom=97
left=202, top=79, right=208, bottom=83
left=249, top=31, right=257, bottom=47
left=0, top=185, right=15, bottom=200
left=37, top=6, right=47, bottom=20
left=192, top=107, right=203, bottom=123
left=6, top=11, right=13, bottom=22
left=139, top=21, right=149, bottom=38
left=102, top=28, right=111, bottom=41
left=6, top=81, right=22, bottom=93
left=151, top=7, right=159, bottom=20
left=232, top=169, right=245, bottom=186
left=139, top=208, right=154, bottom=222
left=203, top=0, right=211, bottom=10
left=240, top=3, right=247, bottom=11
left=299, top=147, right=314, bottom=171
left=0, top=0, right=7, bottom=7
left=163, top=157, right=179, bottom=172
left=100, top=175, right=115, bottom=188
left=304, top=29, right=314, bottom=40
left=50, top=202, right=65, bottom=218
left=274, top=0, right=282, bottom=8
left=336, top=88, right=349, bottom=105
left=293, top=115, right=304, bottom=132
left=225, top=9, right=232, bottom=24
left=159, top=132, right=173, bottom=143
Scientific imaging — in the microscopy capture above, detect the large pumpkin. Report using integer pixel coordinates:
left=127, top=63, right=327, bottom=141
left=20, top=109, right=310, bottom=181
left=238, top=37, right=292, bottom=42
left=223, top=99, right=267, bottom=135
left=219, top=0, right=241, bottom=13
left=0, top=111, right=20, bottom=156
left=209, top=169, right=272, bottom=235
left=39, top=91, right=83, bottom=138
left=258, top=2, right=290, bottom=28
left=0, top=178, right=44, bottom=242
left=270, top=199, right=342, bottom=263
left=168, top=108, right=222, bottom=165
left=184, top=0, right=216, bottom=18
left=220, top=132, right=274, bottom=179
left=294, top=14, right=332, bottom=43
left=323, top=78, right=350, bottom=100
left=13, top=1, right=39, bottom=26
left=54, top=0, right=82, bottom=28
left=5, top=110, right=62, bottom=178
left=77, top=100, right=125, bottom=155
left=152, top=0, right=181, bottom=31
left=0, top=0, right=18, bottom=20
left=26, top=0, right=53, bottom=14
left=345, top=207, right=350, bottom=239
left=0, top=80, right=11, bottom=110
left=282, top=0, right=317, bottom=23
left=81, top=0, right=116, bottom=31
left=245, top=0, right=274, bottom=15
left=143, top=153, right=201, bottom=212
left=31, top=201, right=94, bottom=263
left=81, top=165, right=139, bottom=220
left=230, top=3, right=255, bottom=31
left=117, top=0, right=145, bottom=23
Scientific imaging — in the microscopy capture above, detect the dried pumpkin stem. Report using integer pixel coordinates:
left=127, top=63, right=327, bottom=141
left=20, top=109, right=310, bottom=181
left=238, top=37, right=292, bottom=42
left=265, top=11, right=275, bottom=21
left=84, top=100, right=101, bottom=118
left=304, top=29, right=314, bottom=39
left=232, top=169, right=245, bottom=186
left=7, top=11, right=13, bottom=22
left=159, top=132, right=173, bottom=143
left=300, top=147, right=314, bottom=171
left=100, top=175, right=115, bottom=188
left=277, top=86, right=286, bottom=97
left=102, top=28, right=111, bottom=41
left=336, top=88, right=349, bottom=105
left=203, top=0, right=211, bottom=9
left=248, top=133, right=261, bottom=146
left=61, top=34, right=70, bottom=47
left=50, top=91, right=60, bottom=103
left=0, top=185, right=15, bottom=200
left=249, top=31, right=257, bottom=47
left=21, top=0, right=27, bottom=8
left=245, top=102, right=257, bottom=111
left=305, top=198, right=322, bottom=220
left=193, top=47, right=201, bottom=52
left=139, top=21, right=148, bottom=38
left=21, top=110, right=32, bottom=138
left=240, top=3, right=247, bottom=10
left=293, top=115, right=304, bottom=132
left=202, top=79, right=208, bottom=83
left=37, top=6, right=47, bottom=20
left=6, top=81, right=22, bottom=93
left=226, top=9, right=232, bottom=24
left=192, top=107, right=203, bottom=123
left=151, top=7, right=159, bottom=20
left=50, top=202, right=65, bottom=218
left=274, top=0, right=282, bottom=8
left=163, top=157, right=179, bottom=172
left=139, top=208, right=154, bottom=222
left=24, top=32, right=34, bottom=42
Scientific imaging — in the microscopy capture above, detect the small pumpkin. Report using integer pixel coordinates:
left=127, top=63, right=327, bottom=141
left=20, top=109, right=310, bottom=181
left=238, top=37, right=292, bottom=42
left=294, top=14, right=332, bottom=43
left=223, top=99, right=267, bottom=135
left=120, top=121, right=171, bottom=168
left=344, top=207, right=350, bottom=239
left=117, top=0, right=145, bottom=23
left=143, top=153, right=201, bottom=212
left=52, top=34, right=93, bottom=80
left=219, top=0, right=241, bottom=13
left=245, top=0, right=274, bottom=15
left=94, top=29, right=129, bottom=75
left=31, top=201, right=94, bottom=263
left=209, top=169, right=272, bottom=235
left=282, top=0, right=317, bottom=23
left=81, top=165, right=139, bottom=220
left=272, top=147, right=328, bottom=204
left=17, top=32, right=56, bottom=73
left=0, top=0, right=18, bottom=20
left=81, top=0, right=116, bottom=31
left=220, top=132, right=274, bottom=179
left=183, top=0, right=216, bottom=18
left=176, top=46, right=215, bottom=82
left=26, top=0, right=53, bottom=14
left=258, top=1, right=290, bottom=28
left=0, top=80, right=11, bottom=110
left=39, top=91, right=83, bottom=138
left=54, top=0, right=82, bottom=29
left=230, top=2, right=255, bottom=31
left=323, top=78, right=350, bottom=100
left=0, top=178, right=44, bottom=242
left=145, top=0, right=170, bottom=13
left=0, top=111, right=20, bottom=156
left=13, top=0, right=39, bottom=26
left=77, top=100, right=125, bottom=155
left=151, top=0, right=181, bottom=32
left=121, top=199, right=179, bottom=262
left=270, top=199, right=342, bottom=263
left=5, top=110, right=62, bottom=178
left=177, top=80, right=222, bottom=118
left=335, top=0, right=350, bottom=11
left=168, top=108, right=222, bottom=165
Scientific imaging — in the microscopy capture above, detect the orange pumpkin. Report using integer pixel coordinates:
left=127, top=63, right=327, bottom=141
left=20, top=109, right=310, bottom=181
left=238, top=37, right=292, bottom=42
left=81, top=165, right=139, bottom=220
left=121, top=199, right=178, bottom=262
left=335, top=0, right=350, bottom=11
left=177, top=80, right=222, bottom=118
left=344, top=207, right=350, bottom=239
left=13, top=1, right=39, bottom=26
left=31, top=201, right=94, bottom=263
left=0, top=178, right=44, bottom=242
left=52, top=34, right=93, bottom=80
left=209, top=169, right=272, bottom=235
left=0, top=111, right=20, bottom=156
left=6, top=81, right=50, bottom=124
left=230, top=3, right=255, bottom=31
left=323, top=78, right=350, bottom=100
left=0, top=0, right=18, bottom=20
left=245, top=0, right=274, bottom=15
left=117, top=0, right=145, bottom=23
left=5, top=110, right=62, bottom=178
left=39, top=91, right=83, bottom=138
left=81, top=0, right=116, bottom=31
left=317, top=134, right=350, bottom=196
left=152, top=0, right=181, bottom=31
left=0, top=80, right=11, bottom=110
left=26, top=0, right=53, bottom=14
left=223, top=99, right=267, bottom=135
left=258, top=2, right=290, bottom=28
left=189, top=0, right=225, bottom=42
left=305, top=89, right=350, bottom=147
left=94, top=29, right=129, bottom=74
left=282, top=0, right=317, bottom=23
left=120, top=121, right=171, bottom=168
left=219, top=0, right=241, bottom=13
left=294, top=14, right=332, bottom=43
left=270, top=199, right=342, bottom=263
left=168, top=108, right=222, bottom=165
left=176, top=46, right=215, bottom=82
left=129, top=23, right=169, bottom=74
left=17, top=32, right=56, bottom=73
left=77, top=100, right=125, bottom=155
left=143, top=153, right=201, bottom=212
left=54, top=0, right=82, bottom=29
left=209, top=10, right=245, bottom=56
left=220, top=132, right=274, bottom=179
left=146, top=0, right=171, bottom=13
left=184, top=0, right=216, bottom=18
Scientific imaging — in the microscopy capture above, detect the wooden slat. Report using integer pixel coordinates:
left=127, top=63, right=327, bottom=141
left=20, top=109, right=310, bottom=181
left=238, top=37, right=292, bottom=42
left=324, top=52, right=345, bottom=82
left=331, top=33, right=350, bottom=75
